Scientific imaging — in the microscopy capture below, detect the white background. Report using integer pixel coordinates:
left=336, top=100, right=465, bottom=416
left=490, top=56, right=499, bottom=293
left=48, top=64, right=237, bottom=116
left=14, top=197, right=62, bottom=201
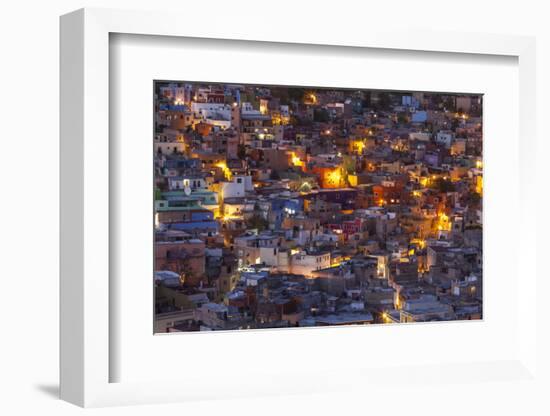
left=112, top=34, right=519, bottom=384
left=1, top=1, right=548, bottom=415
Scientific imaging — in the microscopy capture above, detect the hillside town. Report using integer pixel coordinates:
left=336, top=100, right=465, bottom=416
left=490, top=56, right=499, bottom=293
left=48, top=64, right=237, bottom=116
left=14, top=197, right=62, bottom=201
left=154, top=82, right=483, bottom=332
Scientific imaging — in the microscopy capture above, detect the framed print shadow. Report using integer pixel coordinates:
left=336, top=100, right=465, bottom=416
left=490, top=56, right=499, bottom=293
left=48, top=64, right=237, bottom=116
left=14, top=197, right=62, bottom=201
left=153, top=82, right=483, bottom=333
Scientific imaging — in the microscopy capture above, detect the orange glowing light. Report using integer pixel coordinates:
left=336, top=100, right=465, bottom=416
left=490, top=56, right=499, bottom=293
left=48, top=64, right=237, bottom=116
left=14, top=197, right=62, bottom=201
left=305, top=92, right=317, bottom=105
left=411, top=238, right=426, bottom=249
left=436, top=212, right=451, bottom=232
left=350, top=140, right=366, bottom=155
left=215, top=161, right=232, bottom=181
left=289, top=152, right=304, bottom=168
left=322, top=167, right=343, bottom=188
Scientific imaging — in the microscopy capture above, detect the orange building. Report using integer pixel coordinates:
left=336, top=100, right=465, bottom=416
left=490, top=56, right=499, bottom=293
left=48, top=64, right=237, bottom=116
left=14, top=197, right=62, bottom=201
left=195, top=122, right=213, bottom=137
left=310, top=165, right=345, bottom=188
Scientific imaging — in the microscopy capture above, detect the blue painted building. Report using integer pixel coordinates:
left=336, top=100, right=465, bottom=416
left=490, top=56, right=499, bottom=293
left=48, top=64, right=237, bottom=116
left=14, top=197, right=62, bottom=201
left=411, top=111, right=427, bottom=123
left=169, top=220, right=219, bottom=233
left=268, top=197, right=304, bottom=228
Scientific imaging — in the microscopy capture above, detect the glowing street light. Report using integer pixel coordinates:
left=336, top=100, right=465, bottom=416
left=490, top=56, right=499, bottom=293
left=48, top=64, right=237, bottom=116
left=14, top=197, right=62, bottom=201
left=304, top=92, right=318, bottom=105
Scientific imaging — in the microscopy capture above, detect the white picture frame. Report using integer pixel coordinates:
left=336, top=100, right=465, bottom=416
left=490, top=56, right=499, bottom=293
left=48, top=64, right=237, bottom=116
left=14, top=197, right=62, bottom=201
left=60, top=7, right=540, bottom=408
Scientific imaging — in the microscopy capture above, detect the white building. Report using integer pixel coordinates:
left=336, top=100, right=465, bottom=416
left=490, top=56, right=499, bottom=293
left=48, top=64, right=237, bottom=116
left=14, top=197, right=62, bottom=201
left=399, top=295, right=455, bottom=323
left=258, top=246, right=290, bottom=270
left=220, top=175, right=254, bottom=200
left=290, top=250, right=331, bottom=277
left=168, top=176, right=208, bottom=191
left=313, top=232, right=340, bottom=245
left=368, top=253, right=390, bottom=279
left=409, top=132, right=431, bottom=142
left=191, top=102, right=231, bottom=123
left=154, top=140, right=186, bottom=155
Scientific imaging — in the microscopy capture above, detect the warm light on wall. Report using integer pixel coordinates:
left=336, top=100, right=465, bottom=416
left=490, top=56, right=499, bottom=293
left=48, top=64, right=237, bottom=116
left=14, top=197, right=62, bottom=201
left=215, top=161, right=232, bottom=181
left=289, top=152, right=304, bottom=168
left=350, top=139, right=365, bottom=155
left=475, top=175, right=483, bottom=195
left=305, top=92, right=317, bottom=104
left=411, top=238, right=426, bottom=249
left=220, top=214, right=241, bottom=222
left=347, top=175, right=358, bottom=187
left=271, top=113, right=289, bottom=126
left=436, top=212, right=451, bottom=232
left=394, top=292, right=401, bottom=310
left=323, top=167, right=342, bottom=188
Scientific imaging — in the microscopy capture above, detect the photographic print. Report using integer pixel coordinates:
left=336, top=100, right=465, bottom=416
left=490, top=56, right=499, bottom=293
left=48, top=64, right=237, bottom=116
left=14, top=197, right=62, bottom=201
left=154, top=82, right=482, bottom=333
